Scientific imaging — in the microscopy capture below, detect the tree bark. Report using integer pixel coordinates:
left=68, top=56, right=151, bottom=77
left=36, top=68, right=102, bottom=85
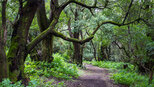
left=37, top=0, right=62, bottom=62
left=72, top=32, right=83, bottom=66
left=0, top=38, right=8, bottom=82
left=7, top=0, right=40, bottom=83
left=73, top=42, right=82, bottom=66
left=28, top=34, right=42, bottom=61
left=67, top=16, right=83, bottom=66
left=87, top=31, right=97, bottom=61
left=2, top=0, right=7, bottom=45
left=0, top=0, right=8, bottom=82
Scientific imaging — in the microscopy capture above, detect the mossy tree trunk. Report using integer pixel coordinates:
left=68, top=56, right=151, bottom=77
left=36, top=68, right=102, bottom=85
left=7, top=0, right=40, bottom=82
left=86, top=31, right=97, bottom=61
left=0, top=39, right=8, bottom=82
left=72, top=32, right=82, bottom=66
left=37, top=0, right=62, bottom=62
left=67, top=16, right=83, bottom=66
left=28, top=34, right=42, bottom=61
left=98, top=43, right=108, bottom=61
left=0, top=0, right=8, bottom=82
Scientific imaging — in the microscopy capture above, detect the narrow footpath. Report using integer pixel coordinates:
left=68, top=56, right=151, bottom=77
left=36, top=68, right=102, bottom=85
left=64, top=64, right=127, bottom=87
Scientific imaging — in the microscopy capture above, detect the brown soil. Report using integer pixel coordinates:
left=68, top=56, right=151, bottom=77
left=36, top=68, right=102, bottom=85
left=64, top=64, right=127, bottom=87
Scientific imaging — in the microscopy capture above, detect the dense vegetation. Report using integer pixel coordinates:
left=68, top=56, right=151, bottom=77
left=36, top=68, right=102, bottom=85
left=85, top=61, right=154, bottom=87
left=0, top=0, right=153, bottom=86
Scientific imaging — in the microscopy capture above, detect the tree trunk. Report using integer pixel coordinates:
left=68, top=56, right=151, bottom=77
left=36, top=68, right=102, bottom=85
left=90, top=40, right=97, bottom=61
left=73, top=42, right=82, bottom=66
left=37, top=0, right=61, bottom=62
left=67, top=17, right=83, bottom=65
left=41, top=35, right=54, bottom=62
left=0, top=38, right=8, bottom=82
left=28, top=34, right=42, bottom=61
left=2, top=0, right=7, bottom=45
left=149, top=67, right=153, bottom=84
left=0, top=0, right=8, bottom=82
left=98, top=43, right=108, bottom=61
left=7, top=0, right=39, bottom=83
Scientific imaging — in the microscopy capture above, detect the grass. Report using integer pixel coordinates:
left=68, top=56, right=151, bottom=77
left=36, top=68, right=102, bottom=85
left=84, top=60, right=154, bottom=87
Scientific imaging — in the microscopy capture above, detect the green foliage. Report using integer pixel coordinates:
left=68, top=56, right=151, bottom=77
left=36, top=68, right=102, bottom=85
left=62, top=51, right=71, bottom=61
left=25, top=53, right=79, bottom=79
left=0, top=77, right=64, bottom=87
left=23, top=53, right=79, bottom=86
left=51, top=53, right=79, bottom=79
left=85, top=60, right=134, bottom=71
left=85, top=61, right=153, bottom=87
left=27, top=76, right=64, bottom=87
left=112, top=70, right=154, bottom=87
left=0, top=78, right=24, bottom=87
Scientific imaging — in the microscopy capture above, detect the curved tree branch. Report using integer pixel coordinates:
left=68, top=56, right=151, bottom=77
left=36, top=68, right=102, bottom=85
left=122, top=0, right=134, bottom=24
left=60, top=0, right=104, bottom=10
left=92, top=18, right=142, bottom=35
left=27, top=17, right=144, bottom=53
left=27, top=19, right=58, bottom=53
left=52, top=30, right=94, bottom=44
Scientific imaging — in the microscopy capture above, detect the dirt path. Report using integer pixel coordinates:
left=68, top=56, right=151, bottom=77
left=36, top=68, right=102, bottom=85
left=64, top=64, right=126, bottom=87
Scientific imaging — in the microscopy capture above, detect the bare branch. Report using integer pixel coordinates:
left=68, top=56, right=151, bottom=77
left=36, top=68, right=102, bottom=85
left=92, top=18, right=142, bottom=35
left=122, top=0, right=134, bottom=24
left=140, top=18, right=154, bottom=28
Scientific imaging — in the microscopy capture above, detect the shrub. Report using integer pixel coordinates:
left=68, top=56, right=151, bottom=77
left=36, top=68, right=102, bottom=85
left=111, top=70, right=154, bottom=87
left=85, top=60, right=134, bottom=71
left=25, top=53, right=79, bottom=79
left=27, top=76, right=64, bottom=87
left=0, top=78, right=24, bottom=87
left=85, top=60, right=154, bottom=87
left=0, top=77, right=64, bottom=87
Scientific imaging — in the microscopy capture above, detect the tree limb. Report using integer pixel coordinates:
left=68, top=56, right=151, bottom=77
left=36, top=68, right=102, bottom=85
left=92, top=18, right=142, bottom=35
left=51, top=30, right=94, bottom=44
left=122, top=0, right=134, bottom=24
left=27, top=19, right=58, bottom=53
left=27, top=17, right=144, bottom=53
left=60, top=0, right=104, bottom=10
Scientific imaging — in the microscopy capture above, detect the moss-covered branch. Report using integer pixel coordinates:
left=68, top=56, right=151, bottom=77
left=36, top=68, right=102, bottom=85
left=60, top=0, right=103, bottom=10
left=27, top=19, right=58, bottom=53
left=27, top=18, right=143, bottom=53
left=27, top=27, right=94, bottom=53
left=52, top=30, right=94, bottom=44
left=27, top=19, right=94, bottom=53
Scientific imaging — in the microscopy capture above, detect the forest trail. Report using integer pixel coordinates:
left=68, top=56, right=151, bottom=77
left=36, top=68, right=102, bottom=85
left=64, top=64, right=126, bottom=87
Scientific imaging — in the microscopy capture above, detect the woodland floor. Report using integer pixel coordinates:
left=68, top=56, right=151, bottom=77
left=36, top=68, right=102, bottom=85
left=63, top=64, right=128, bottom=87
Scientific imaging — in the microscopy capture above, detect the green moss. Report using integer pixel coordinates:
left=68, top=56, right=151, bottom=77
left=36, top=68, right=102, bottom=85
left=7, top=36, right=20, bottom=59
left=9, top=70, right=20, bottom=82
left=7, top=43, right=18, bottom=60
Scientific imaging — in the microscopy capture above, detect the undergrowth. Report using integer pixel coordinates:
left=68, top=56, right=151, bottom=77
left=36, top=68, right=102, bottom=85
left=0, top=53, right=79, bottom=87
left=85, top=60, right=154, bottom=87
left=25, top=53, right=79, bottom=79
left=0, top=77, right=64, bottom=87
